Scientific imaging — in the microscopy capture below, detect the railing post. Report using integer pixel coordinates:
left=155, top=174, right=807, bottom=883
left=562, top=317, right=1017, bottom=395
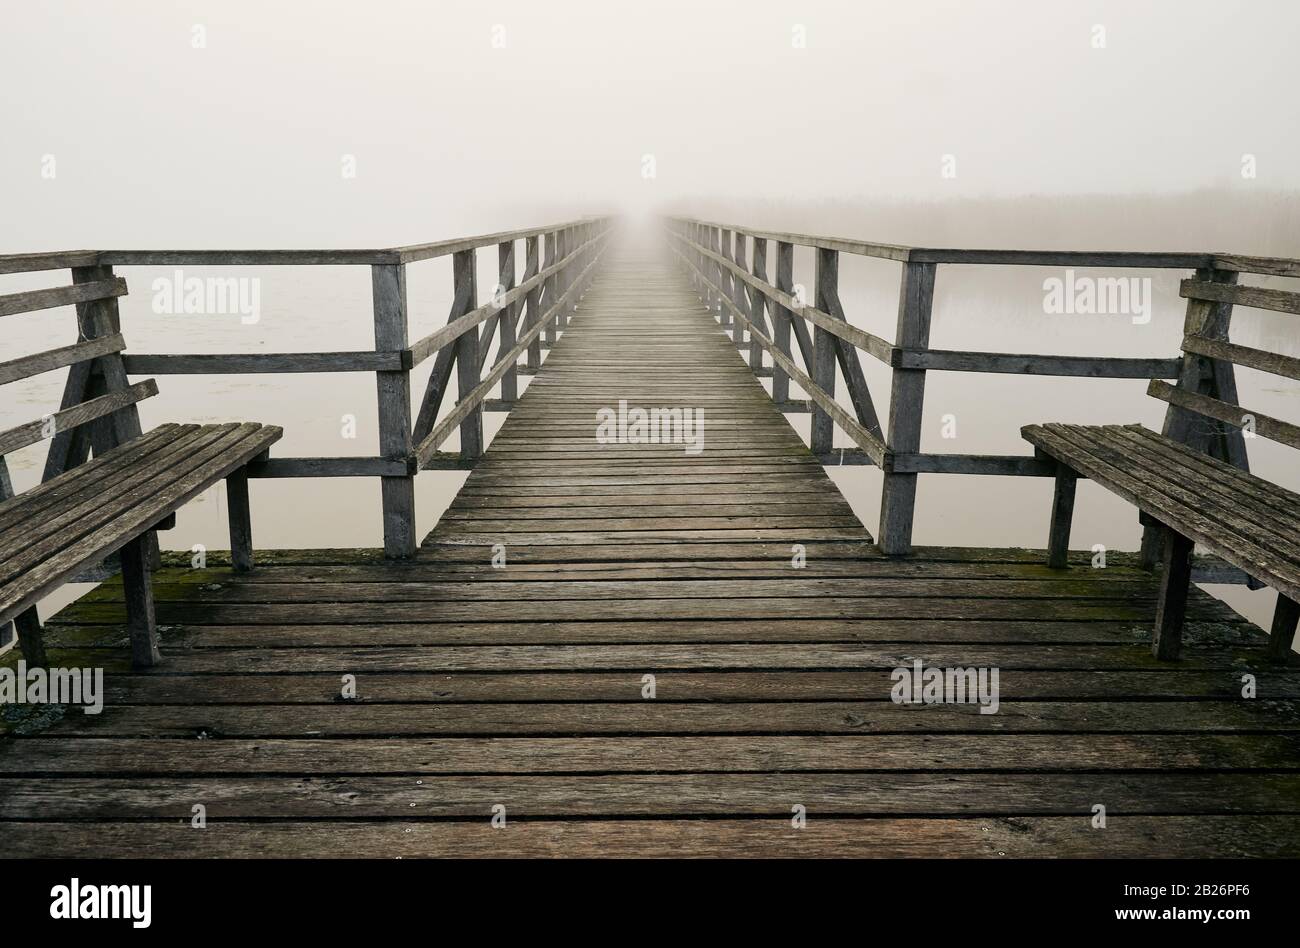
left=556, top=228, right=570, bottom=329
left=878, top=261, right=936, bottom=555
left=749, top=238, right=768, bottom=372
left=524, top=235, right=542, bottom=372
left=772, top=241, right=795, bottom=403
left=685, top=222, right=698, bottom=292
left=1140, top=264, right=1244, bottom=568
left=719, top=229, right=735, bottom=329
left=371, top=263, right=416, bottom=558
left=810, top=248, right=838, bottom=454
left=543, top=231, right=558, bottom=346
left=498, top=240, right=518, bottom=402
left=709, top=227, right=723, bottom=320
left=731, top=232, right=749, bottom=346
left=452, top=249, right=484, bottom=459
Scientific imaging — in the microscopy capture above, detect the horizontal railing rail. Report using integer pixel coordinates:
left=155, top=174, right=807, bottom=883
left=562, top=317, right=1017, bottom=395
left=665, top=215, right=1300, bottom=554
left=0, top=216, right=615, bottom=557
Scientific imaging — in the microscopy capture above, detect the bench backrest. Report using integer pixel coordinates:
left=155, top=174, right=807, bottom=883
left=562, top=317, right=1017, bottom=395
left=1150, top=266, right=1300, bottom=464
left=0, top=263, right=157, bottom=501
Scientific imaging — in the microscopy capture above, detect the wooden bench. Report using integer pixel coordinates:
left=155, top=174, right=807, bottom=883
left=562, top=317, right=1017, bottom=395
left=0, top=271, right=281, bottom=668
left=1022, top=271, right=1300, bottom=662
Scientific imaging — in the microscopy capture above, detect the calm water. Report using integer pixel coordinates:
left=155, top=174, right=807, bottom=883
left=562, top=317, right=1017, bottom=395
left=3, top=227, right=1297, bottom=631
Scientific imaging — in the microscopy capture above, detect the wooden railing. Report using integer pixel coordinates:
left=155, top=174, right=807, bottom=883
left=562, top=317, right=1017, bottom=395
left=665, top=216, right=1300, bottom=555
left=0, top=217, right=614, bottom=558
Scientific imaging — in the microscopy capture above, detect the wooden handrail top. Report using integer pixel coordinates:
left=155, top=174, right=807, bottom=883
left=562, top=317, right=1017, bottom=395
left=670, top=216, right=1300, bottom=273
left=0, top=217, right=613, bottom=274
left=392, top=217, right=610, bottom=264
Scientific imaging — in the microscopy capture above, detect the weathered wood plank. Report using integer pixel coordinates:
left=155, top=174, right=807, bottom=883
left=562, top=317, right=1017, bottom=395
left=0, top=277, right=127, bottom=318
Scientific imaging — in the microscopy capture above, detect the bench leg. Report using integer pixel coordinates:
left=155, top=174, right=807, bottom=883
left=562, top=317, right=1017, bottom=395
left=14, top=606, right=47, bottom=667
left=1152, top=527, right=1194, bottom=661
left=227, top=467, right=254, bottom=573
left=1268, top=595, right=1299, bottom=663
left=121, top=533, right=162, bottom=669
left=1138, top=521, right=1164, bottom=571
left=1047, top=466, right=1077, bottom=569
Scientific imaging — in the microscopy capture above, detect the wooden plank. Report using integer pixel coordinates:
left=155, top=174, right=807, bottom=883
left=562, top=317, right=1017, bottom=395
left=1270, top=595, right=1300, bottom=663
left=393, top=217, right=601, bottom=265
left=119, top=533, right=160, bottom=668
left=809, top=248, right=837, bottom=454
left=497, top=240, right=519, bottom=401
left=248, top=456, right=410, bottom=478
left=86, top=668, right=1300, bottom=703
left=0, top=277, right=127, bottom=318
left=5, top=734, right=1298, bottom=774
left=670, top=216, right=915, bottom=262
left=100, top=249, right=396, bottom=266
left=1149, top=379, right=1300, bottom=451
left=3, top=816, right=1298, bottom=859
left=226, top=468, right=254, bottom=572
left=1212, top=253, right=1300, bottom=279
left=1152, top=527, right=1194, bottom=660
left=123, top=351, right=404, bottom=374
left=1181, top=278, right=1300, bottom=316
left=899, top=349, right=1182, bottom=378
left=769, top=241, right=790, bottom=400
left=878, top=262, right=936, bottom=553
left=910, top=248, right=1211, bottom=268
left=1181, top=335, right=1300, bottom=384
left=886, top=452, right=1055, bottom=476
left=38, top=700, right=1300, bottom=738
left=0, top=333, right=125, bottom=386
left=452, top=249, right=484, bottom=460
left=0, top=427, right=226, bottom=564
left=0, top=379, right=157, bottom=456
left=1047, top=466, right=1077, bottom=569
left=0, top=250, right=100, bottom=275
left=371, top=263, right=415, bottom=558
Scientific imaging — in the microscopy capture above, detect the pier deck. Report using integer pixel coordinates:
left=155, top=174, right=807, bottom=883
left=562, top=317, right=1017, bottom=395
left=2, top=249, right=1299, bottom=857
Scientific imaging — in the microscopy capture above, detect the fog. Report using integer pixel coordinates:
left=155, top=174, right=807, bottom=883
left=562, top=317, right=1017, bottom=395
left=3, top=1, right=1298, bottom=628
left=4, top=0, right=1298, bottom=248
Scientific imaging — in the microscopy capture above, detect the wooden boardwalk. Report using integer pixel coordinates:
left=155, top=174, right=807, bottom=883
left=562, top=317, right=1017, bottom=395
left=4, top=247, right=1300, bottom=857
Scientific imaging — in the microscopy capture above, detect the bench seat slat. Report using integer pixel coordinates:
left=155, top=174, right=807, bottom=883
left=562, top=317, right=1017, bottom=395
left=0, top=423, right=272, bottom=589
left=1071, top=426, right=1300, bottom=576
left=0, top=423, right=282, bottom=626
left=1022, top=422, right=1300, bottom=602
left=0, top=425, right=224, bottom=557
left=1115, top=427, right=1300, bottom=530
left=0, top=425, right=180, bottom=522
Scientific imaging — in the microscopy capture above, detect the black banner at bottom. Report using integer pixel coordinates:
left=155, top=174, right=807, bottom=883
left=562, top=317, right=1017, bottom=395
left=4, top=857, right=1282, bottom=933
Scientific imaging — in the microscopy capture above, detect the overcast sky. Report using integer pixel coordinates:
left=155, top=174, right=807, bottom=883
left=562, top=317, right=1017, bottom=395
left=3, top=0, right=1295, bottom=249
